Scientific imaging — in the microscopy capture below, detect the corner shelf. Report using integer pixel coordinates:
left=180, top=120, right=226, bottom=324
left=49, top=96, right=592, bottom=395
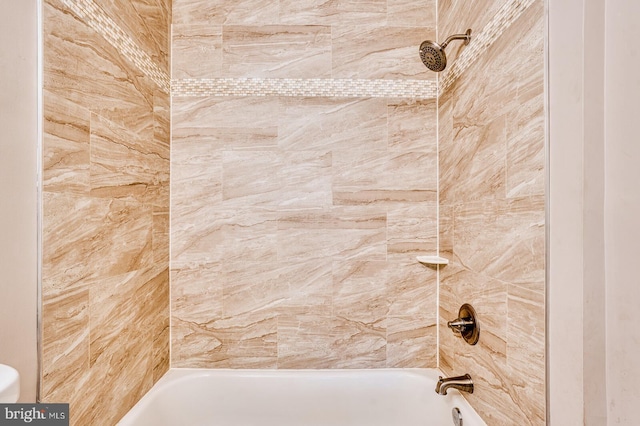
left=416, top=255, right=449, bottom=266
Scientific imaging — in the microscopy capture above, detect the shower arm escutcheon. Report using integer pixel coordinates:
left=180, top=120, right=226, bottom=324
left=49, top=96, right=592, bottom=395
left=447, top=303, right=480, bottom=345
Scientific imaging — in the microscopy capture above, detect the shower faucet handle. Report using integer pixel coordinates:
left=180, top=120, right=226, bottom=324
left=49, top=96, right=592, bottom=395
left=447, top=318, right=475, bottom=334
left=447, top=304, right=480, bottom=345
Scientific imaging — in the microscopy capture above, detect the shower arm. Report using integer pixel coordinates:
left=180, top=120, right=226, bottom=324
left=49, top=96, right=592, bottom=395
left=440, top=29, right=472, bottom=49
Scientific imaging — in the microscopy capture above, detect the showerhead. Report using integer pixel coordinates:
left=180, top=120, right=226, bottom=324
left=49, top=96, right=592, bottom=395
left=419, top=41, right=447, bottom=72
left=419, top=29, right=472, bottom=72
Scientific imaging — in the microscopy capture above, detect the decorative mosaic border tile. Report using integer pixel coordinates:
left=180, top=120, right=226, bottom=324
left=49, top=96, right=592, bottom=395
left=61, top=0, right=170, bottom=93
left=439, top=0, right=537, bottom=94
left=171, top=78, right=438, bottom=99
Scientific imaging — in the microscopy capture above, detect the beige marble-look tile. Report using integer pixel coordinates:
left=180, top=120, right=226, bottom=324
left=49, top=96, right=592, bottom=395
left=279, top=0, right=386, bottom=25
left=222, top=150, right=283, bottom=207
left=88, top=267, right=167, bottom=367
left=387, top=203, right=437, bottom=260
left=439, top=203, right=454, bottom=258
left=332, top=261, right=389, bottom=324
left=331, top=316, right=387, bottom=368
left=507, top=284, right=546, bottom=423
left=280, top=151, right=333, bottom=210
left=277, top=208, right=387, bottom=261
left=171, top=318, right=225, bottom=368
left=449, top=115, right=507, bottom=203
left=439, top=262, right=508, bottom=358
left=152, top=313, right=170, bottom=382
left=44, top=1, right=156, bottom=138
left=387, top=0, right=436, bottom=27
left=172, top=96, right=279, bottom=150
left=386, top=316, right=436, bottom=368
left=222, top=26, right=332, bottom=78
left=43, top=90, right=90, bottom=194
left=332, top=25, right=435, bottom=79
left=277, top=260, right=333, bottom=314
left=41, top=284, right=90, bottom=403
left=437, top=0, right=504, bottom=66
left=169, top=303, right=278, bottom=369
left=101, top=0, right=169, bottom=73
left=333, top=189, right=436, bottom=206
left=437, top=88, right=456, bottom=204
left=172, top=24, right=223, bottom=79
left=73, top=326, right=154, bottom=425
left=332, top=150, right=388, bottom=189
left=171, top=262, right=224, bottom=323
left=281, top=316, right=387, bottom=370
left=42, top=192, right=154, bottom=290
left=171, top=145, right=222, bottom=219
left=153, top=89, right=170, bottom=150
left=449, top=28, right=523, bottom=130
left=152, top=210, right=169, bottom=264
left=336, top=150, right=437, bottom=190
left=454, top=197, right=545, bottom=292
left=387, top=99, right=437, bottom=151
left=278, top=97, right=387, bottom=151
left=90, top=113, right=169, bottom=205
left=277, top=314, right=338, bottom=369
left=172, top=0, right=280, bottom=25
left=171, top=208, right=278, bottom=265
left=223, top=261, right=291, bottom=318
left=152, top=316, right=170, bottom=383
left=144, top=270, right=170, bottom=385
left=130, top=0, right=171, bottom=72
left=456, top=348, right=534, bottom=425
left=387, top=261, right=437, bottom=317
left=506, top=82, right=545, bottom=198
left=384, top=151, right=438, bottom=190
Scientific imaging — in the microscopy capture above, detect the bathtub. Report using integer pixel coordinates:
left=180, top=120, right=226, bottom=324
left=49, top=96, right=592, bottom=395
left=117, top=369, right=486, bottom=426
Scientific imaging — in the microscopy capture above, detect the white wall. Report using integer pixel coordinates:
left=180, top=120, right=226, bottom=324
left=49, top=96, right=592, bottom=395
left=550, top=0, right=640, bottom=424
left=604, top=1, right=640, bottom=424
left=0, top=0, right=40, bottom=402
left=548, top=0, right=587, bottom=422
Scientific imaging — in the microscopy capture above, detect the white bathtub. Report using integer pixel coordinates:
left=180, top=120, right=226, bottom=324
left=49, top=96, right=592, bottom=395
left=118, top=369, right=486, bottom=426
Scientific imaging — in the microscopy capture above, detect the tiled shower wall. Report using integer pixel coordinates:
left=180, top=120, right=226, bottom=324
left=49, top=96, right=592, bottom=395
left=170, top=0, right=440, bottom=369
left=41, top=0, right=171, bottom=424
left=438, top=0, right=546, bottom=424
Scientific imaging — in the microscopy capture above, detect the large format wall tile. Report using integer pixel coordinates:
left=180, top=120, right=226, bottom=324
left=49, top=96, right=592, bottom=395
left=172, top=24, right=223, bottom=79
left=222, top=25, right=332, bottom=78
left=170, top=0, right=439, bottom=372
left=172, top=96, right=279, bottom=150
left=387, top=0, right=436, bottom=27
left=438, top=1, right=545, bottom=424
left=43, top=91, right=90, bottom=194
left=332, top=25, right=434, bottom=79
left=279, top=0, right=387, bottom=25
left=279, top=97, right=387, bottom=151
left=90, top=113, right=169, bottom=205
left=172, top=0, right=279, bottom=25
left=387, top=99, right=437, bottom=151
left=101, top=0, right=170, bottom=73
left=44, top=1, right=156, bottom=139
left=41, top=0, right=170, bottom=424
left=171, top=94, right=438, bottom=368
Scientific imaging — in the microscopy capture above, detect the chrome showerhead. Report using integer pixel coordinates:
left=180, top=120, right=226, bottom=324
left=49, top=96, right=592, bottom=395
left=419, top=29, right=472, bottom=72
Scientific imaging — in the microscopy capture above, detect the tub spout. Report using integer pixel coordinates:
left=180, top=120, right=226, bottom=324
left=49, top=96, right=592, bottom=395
left=435, top=374, right=474, bottom=395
